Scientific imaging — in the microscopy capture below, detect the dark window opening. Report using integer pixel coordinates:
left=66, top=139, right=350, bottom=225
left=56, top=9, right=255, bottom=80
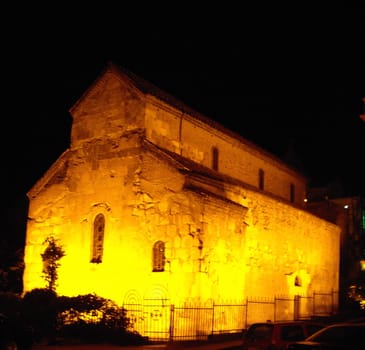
left=91, top=213, right=105, bottom=263
left=290, top=184, right=295, bottom=203
left=259, top=169, right=264, bottom=190
left=295, top=276, right=301, bottom=286
left=153, top=240, right=165, bottom=272
left=212, top=147, right=219, bottom=171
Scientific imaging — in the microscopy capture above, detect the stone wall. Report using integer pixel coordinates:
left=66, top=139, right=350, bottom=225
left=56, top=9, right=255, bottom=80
left=23, top=63, right=340, bottom=314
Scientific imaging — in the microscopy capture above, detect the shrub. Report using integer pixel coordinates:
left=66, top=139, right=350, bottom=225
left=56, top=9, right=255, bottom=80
left=22, top=288, right=58, bottom=343
left=1, top=289, right=145, bottom=346
left=56, top=293, right=145, bottom=345
left=0, top=291, right=22, bottom=319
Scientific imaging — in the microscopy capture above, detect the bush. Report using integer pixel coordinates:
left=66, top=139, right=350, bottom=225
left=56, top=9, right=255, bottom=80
left=57, top=321, right=145, bottom=345
left=0, top=292, right=35, bottom=349
left=0, top=289, right=145, bottom=346
left=0, top=291, right=22, bottom=319
left=56, top=293, right=145, bottom=345
left=22, top=288, right=58, bottom=343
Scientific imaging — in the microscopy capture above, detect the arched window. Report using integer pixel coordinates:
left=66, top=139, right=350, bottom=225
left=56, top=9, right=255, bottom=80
left=152, top=241, right=165, bottom=272
left=295, top=275, right=302, bottom=287
left=91, top=213, right=105, bottom=263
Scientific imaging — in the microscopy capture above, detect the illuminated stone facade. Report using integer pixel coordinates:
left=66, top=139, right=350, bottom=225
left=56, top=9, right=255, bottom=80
left=23, top=63, right=340, bottom=313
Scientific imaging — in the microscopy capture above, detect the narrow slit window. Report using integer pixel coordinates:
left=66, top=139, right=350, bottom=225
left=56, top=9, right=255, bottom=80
left=153, top=240, right=165, bottom=272
left=91, top=213, right=105, bottom=263
left=212, top=146, right=219, bottom=171
left=259, top=169, right=265, bottom=190
left=290, top=183, right=295, bottom=203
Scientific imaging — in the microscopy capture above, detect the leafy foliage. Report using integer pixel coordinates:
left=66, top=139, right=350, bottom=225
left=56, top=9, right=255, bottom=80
left=56, top=293, right=135, bottom=343
left=347, top=283, right=365, bottom=312
left=41, top=236, right=65, bottom=291
left=22, top=288, right=58, bottom=343
left=0, top=239, right=24, bottom=293
left=0, top=291, right=22, bottom=318
left=2, top=289, right=145, bottom=346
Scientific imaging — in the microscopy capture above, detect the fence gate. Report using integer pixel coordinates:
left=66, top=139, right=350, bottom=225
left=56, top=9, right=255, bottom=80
left=170, top=304, right=213, bottom=341
left=142, top=299, right=171, bottom=341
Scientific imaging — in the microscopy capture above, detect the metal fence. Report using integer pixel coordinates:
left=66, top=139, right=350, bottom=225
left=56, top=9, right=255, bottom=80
left=123, top=291, right=339, bottom=342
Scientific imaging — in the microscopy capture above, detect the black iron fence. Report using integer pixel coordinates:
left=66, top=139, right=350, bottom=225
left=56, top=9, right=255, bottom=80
left=123, top=290, right=339, bottom=341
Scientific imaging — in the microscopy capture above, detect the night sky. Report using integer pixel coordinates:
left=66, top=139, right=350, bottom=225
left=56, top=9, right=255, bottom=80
left=2, top=8, right=365, bottom=246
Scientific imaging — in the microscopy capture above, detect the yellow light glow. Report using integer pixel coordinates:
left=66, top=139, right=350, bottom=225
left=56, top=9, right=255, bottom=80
left=22, top=64, right=341, bottom=338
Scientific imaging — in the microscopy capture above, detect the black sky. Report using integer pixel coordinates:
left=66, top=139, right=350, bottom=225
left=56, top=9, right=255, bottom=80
left=2, top=8, right=365, bottom=245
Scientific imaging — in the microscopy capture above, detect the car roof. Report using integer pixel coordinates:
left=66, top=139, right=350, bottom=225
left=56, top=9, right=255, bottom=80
left=249, top=320, right=323, bottom=325
left=325, top=322, right=365, bottom=326
left=344, top=317, right=365, bottom=323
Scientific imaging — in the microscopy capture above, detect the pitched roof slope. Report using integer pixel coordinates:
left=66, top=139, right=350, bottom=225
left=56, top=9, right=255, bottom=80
left=69, top=61, right=307, bottom=180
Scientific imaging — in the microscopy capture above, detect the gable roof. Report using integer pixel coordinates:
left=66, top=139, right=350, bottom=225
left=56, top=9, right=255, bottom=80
left=70, top=61, right=228, bottom=131
left=69, top=61, right=307, bottom=180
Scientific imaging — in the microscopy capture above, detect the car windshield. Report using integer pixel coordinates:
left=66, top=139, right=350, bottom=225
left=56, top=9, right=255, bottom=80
left=280, top=325, right=304, bottom=341
left=246, top=324, right=273, bottom=340
left=306, top=323, right=324, bottom=336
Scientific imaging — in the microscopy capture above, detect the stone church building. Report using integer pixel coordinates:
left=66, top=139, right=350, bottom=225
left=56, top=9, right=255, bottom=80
left=23, top=62, right=340, bottom=330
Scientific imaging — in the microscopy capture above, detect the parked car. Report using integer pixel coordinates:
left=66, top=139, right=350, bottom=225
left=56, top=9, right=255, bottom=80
left=344, top=315, right=365, bottom=323
left=286, top=322, right=365, bottom=349
left=241, top=320, right=325, bottom=350
left=0, top=313, right=34, bottom=350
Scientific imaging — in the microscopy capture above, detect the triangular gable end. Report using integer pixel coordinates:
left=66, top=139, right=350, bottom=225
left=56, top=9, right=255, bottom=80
left=27, top=150, right=70, bottom=200
left=69, top=62, right=147, bottom=149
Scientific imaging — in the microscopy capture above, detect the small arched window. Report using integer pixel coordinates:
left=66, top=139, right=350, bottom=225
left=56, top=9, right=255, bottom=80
left=91, top=213, right=105, bottom=263
left=152, top=241, right=165, bottom=272
left=295, top=275, right=302, bottom=287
